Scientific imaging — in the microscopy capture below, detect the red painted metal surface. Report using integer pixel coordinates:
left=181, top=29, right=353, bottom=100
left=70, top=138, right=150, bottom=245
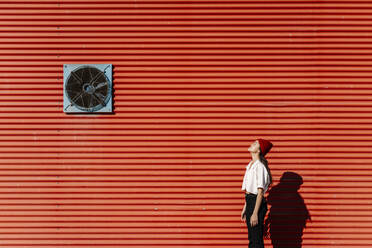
left=0, top=0, right=371, bottom=247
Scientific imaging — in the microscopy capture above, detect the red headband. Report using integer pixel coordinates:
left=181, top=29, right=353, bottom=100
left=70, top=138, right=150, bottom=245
left=257, top=139, right=273, bottom=156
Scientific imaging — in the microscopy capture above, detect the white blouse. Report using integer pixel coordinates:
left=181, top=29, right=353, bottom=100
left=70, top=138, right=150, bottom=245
left=241, top=159, right=270, bottom=194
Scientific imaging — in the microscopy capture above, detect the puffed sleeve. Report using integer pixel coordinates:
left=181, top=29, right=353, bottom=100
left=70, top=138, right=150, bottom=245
left=241, top=169, right=247, bottom=190
left=256, top=163, right=268, bottom=190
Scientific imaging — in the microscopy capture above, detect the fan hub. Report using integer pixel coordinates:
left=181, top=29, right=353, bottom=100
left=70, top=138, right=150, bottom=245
left=83, top=84, right=95, bottom=94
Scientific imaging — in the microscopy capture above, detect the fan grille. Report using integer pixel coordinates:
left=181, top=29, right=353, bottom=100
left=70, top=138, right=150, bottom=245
left=65, top=66, right=109, bottom=111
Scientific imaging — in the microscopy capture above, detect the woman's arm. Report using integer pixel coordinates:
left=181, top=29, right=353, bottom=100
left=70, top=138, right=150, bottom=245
left=241, top=200, right=247, bottom=222
left=250, top=188, right=264, bottom=226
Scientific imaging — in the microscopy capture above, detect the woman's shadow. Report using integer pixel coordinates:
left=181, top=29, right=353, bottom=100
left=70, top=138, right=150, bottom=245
left=264, top=172, right=311, bottom=248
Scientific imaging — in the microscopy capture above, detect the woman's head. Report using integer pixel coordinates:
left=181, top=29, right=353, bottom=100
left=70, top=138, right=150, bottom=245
left=248, top=139, right=261, bottom=154
left=248, top=139, right=273, bottom=156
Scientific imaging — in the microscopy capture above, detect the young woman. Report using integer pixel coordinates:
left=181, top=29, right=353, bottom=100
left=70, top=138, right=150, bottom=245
left=241, top=139, right=273, bottom=248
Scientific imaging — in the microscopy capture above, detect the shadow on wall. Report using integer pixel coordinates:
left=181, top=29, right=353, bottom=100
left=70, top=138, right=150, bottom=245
left=264, top=171, right=311, bottom=248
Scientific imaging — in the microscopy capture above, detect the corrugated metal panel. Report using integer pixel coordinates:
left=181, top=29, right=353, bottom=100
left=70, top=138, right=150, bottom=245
left=0, top=0, right=371, bottom=247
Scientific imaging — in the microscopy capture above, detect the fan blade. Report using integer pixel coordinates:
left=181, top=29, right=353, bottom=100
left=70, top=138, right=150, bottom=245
left=95, top=82, right=107, bottom=90
left=93, top=92, right=106, bottom=107
left=70, top=91, right=84, bottom=104
left=70, top=71, right=84, bottom=85
left=88, top=70, right=104, bottom=86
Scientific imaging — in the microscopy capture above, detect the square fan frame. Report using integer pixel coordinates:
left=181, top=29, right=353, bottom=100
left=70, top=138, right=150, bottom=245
left=63, top=64, right=113, bottom=113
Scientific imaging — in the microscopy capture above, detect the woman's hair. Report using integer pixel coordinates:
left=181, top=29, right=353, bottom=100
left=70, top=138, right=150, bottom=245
left=258, top=147, right=273, bottom=187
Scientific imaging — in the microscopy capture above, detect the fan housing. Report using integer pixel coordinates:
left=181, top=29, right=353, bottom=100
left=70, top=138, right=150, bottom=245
left=63, top=64, right=112, bottom=113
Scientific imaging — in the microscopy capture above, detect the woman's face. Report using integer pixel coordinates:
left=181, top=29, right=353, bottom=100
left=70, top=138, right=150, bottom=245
left=248, top=140, right=260, bottom=154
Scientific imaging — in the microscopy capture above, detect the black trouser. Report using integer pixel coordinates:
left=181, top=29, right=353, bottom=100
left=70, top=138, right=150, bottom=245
left=245, top=193, right=268, bottom=248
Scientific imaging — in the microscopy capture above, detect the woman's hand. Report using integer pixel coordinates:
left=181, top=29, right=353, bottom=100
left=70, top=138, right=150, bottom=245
left=241, top=210, right=246, bottom=222
left=250, top=213, right=258, bottom=227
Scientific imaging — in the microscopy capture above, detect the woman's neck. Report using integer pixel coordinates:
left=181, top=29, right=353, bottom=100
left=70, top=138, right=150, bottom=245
left=251, top=155, right=260, bottom=162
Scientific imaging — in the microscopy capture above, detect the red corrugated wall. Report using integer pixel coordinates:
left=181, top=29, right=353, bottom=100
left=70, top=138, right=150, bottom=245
left=1, top=0, right=372, bottom=247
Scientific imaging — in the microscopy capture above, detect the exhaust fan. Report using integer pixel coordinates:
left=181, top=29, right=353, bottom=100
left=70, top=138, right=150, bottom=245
left=63, top=64, right=112, bottom=113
